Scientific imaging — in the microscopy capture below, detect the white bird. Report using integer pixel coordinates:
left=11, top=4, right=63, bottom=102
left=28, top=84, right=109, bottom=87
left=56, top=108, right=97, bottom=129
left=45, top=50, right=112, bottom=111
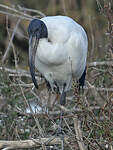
left=28, top=16, right=88, bottom=106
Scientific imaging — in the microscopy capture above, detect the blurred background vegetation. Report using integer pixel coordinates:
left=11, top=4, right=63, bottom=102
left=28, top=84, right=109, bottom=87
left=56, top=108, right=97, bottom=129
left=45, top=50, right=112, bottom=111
left=0, top=0, right=112, bottom=149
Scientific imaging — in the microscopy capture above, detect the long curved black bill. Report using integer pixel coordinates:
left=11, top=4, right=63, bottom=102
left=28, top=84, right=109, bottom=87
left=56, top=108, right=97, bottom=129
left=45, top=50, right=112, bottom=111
left=29, top=36, right=39, bottom=89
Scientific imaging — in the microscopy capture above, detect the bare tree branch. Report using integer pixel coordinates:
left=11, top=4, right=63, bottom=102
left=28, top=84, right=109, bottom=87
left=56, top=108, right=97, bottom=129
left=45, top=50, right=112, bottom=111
left=73, top=116, right=86, bottom=150
left=18, top=5, right=46, bottom=17
left=0, top=4, right=46, bottom=20
left=0, top=136, right=69, bottom=149
left=0, top=67, right=40, bottom=77
left=2, top=19, right=21, bottom=64
left=88, top=61, right=113, bottom=67
left=0, top=10, right=32, bottom=20
left=0, top=4, right=32, bottom=18
left=6, top=15, right=18, bottom=68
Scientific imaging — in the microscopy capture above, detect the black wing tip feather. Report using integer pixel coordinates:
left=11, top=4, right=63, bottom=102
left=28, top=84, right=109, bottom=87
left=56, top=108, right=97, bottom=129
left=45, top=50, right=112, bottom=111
left=79, top=66, right=87, bottom=90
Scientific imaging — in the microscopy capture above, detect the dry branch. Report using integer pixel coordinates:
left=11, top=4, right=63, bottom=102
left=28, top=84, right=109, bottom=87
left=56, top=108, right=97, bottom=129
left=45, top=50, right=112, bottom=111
left=18, top=5, right=46, bottom=17
left=73, top=116, right=86, bottom=150
left=0, top=67, right=40, bottom=78
left=84, top=86, right=113, bottom=92
left=0, top=4, right=45, bottom=20
left=2, top=19, right=21, bottom=63
left=0, top=4, right=32, bottom=18
left=88, top=61, right=113, bottom=67
left=14, top=105, right=102, bottom=118
left=0, top=10, right=32, bottom=20
left=0, top=136, right=69, bottom=149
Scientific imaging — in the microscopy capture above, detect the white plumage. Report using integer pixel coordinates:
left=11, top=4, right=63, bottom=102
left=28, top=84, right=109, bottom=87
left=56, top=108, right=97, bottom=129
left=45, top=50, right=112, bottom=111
left=34, top=16, right=88, bottom=93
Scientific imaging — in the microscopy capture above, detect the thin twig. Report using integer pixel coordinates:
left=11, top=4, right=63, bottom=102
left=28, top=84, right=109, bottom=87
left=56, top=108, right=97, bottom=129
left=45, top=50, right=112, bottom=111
left=0, top=66, right=40, bottom=77
left=89, top=16, right=95, bottom=60
left=61, top=0, right=67, bottom=15
left=2, top=18, right=21, bottom=63
left=8, top=28, right=28, bottom=40
left=6, top=15, right=18, bottom=68
left=14, top=105, right=102, bottom=117
left=19, top=84, right=45, bottom=137
left=0, top=10, right=32, bottom=20
left=88, top=61, right=113, bottom=67
left=73, top=116, right=86, bottom=150
left=18, top=5, right=46, bottom=17
left=0, top=4, right=32, bottom=18
left=0, top=4, right=46, bottom=21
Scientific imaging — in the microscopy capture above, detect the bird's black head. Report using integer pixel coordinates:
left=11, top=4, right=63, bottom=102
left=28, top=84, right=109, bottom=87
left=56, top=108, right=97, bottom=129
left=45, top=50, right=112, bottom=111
left=28, top=19, right=48, bottom=89
left=28, top=19, right=48, bottom=39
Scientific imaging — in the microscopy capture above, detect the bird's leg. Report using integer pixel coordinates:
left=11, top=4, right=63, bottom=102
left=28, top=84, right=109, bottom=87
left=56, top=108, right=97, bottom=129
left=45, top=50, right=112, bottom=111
left=57, top=83, right=66, bottom=135
left=56, top=84, right=66, bottom=150
left=60, top=88, right=66, bottom=106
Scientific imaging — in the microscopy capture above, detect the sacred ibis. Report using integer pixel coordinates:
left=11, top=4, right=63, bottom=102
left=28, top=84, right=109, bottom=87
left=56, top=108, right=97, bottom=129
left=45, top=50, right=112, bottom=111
left=28, top=15, right=88, bottom=106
